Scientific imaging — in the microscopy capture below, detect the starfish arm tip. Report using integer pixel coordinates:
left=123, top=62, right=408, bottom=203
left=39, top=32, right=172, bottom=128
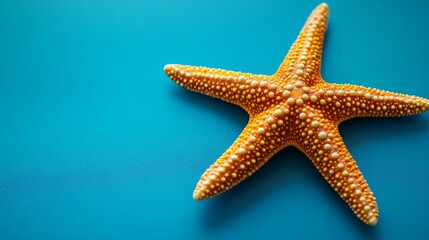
left=316, top=3, right=329, bottom=13
left=164, top=64, right=176, bottom=73
left=424, top=98, right=429, bottom=111
left=192, top=192, right=200, bottom=200
left=319, top=2, right=328, bottom=8
left=368, top=217, right=378, bottom=226
left=193, top=188, right=205, bottom=200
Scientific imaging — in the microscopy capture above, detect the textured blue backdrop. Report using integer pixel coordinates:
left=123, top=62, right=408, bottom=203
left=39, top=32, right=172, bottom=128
left=1, top=0, right=429, bottom=239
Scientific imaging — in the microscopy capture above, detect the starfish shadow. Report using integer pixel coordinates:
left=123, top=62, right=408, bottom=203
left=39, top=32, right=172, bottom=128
left=170, top=87, right=249, bottom=127
left=199, top=147, right=311, bottom=223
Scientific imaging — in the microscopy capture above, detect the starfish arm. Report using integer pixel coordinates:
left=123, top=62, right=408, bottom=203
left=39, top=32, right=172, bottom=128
left=192, top=107, right=292, bottom=200
left=164, top=64, right=275, bottom=113
left=294, top=114, right=379, bottom=225
left=311, top=84, right=429, bottom=121
left=274, top=3, right=328, bottom=87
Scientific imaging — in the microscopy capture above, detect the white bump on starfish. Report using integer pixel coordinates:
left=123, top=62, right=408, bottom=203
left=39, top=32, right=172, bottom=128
left=302, top=94, right=309, bottom=101
left=269, top=84, right=278, bottom=90
left=318, top=131, right=327, bottom=139
left=311, top=121, right=319, bottom=128
left=283, top=90, right=291, bottom=97
left=238, top=148, right=246, bottom=155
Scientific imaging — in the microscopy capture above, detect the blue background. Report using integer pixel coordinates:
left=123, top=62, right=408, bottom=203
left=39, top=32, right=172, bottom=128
left=1, top=0, right=428, bottom=239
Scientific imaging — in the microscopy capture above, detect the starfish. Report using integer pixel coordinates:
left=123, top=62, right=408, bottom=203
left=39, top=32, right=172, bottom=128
left=164, top=3, right=429, bottom=225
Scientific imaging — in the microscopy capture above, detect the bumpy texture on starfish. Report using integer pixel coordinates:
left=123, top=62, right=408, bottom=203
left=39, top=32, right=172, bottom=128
left=164, top=3, right=429, bottom=225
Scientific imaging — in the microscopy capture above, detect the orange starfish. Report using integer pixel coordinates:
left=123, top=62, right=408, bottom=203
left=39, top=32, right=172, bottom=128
left=164, top=3, right=429, bottom=225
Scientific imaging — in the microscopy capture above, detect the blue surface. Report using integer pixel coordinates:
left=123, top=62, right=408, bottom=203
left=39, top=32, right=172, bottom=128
left=1, top=0, right=429, bottom=239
